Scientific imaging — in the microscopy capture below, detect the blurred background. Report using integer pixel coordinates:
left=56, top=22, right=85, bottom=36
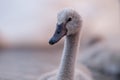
left=0, top=0, right=120, bottom=80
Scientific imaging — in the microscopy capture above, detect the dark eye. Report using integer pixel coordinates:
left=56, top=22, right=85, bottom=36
left=67, top=17, right=72, bottom=22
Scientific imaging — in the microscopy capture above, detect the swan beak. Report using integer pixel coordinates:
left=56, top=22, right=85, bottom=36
left=49, top=23, right=67, bottom=45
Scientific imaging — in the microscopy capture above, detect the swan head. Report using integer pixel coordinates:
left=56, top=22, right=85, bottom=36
left=49, top=8, right=82, bottom=45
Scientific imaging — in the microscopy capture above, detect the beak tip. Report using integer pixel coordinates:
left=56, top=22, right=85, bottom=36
left=49, top=39, right=55, bottom=45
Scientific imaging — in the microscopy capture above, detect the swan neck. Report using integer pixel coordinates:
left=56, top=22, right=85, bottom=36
left=57, top=31, right=80, bottom=80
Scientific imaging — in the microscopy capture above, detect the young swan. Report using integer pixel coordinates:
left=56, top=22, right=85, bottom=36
left=39, top=8, right=93, bottom=80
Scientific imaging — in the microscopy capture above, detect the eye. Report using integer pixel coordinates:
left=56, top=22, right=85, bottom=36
left=67, top=17, right=72, bottom=22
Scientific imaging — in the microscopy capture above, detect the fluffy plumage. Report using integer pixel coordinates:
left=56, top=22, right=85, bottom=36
left=38, top=8, right=93, bottom=80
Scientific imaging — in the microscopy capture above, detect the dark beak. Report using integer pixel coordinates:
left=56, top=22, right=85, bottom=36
left=49, top=23, right=67, bottom=45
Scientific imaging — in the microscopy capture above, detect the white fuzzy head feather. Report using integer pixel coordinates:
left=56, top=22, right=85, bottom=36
left=57, top=8, right=82, bottom=35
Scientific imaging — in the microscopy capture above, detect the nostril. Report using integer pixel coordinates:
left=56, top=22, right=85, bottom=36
left=56, top=29, right=61, bottom=34
left=56, top=24, right=62, bottom=34
left=57, top=31, right=60, bottom=34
